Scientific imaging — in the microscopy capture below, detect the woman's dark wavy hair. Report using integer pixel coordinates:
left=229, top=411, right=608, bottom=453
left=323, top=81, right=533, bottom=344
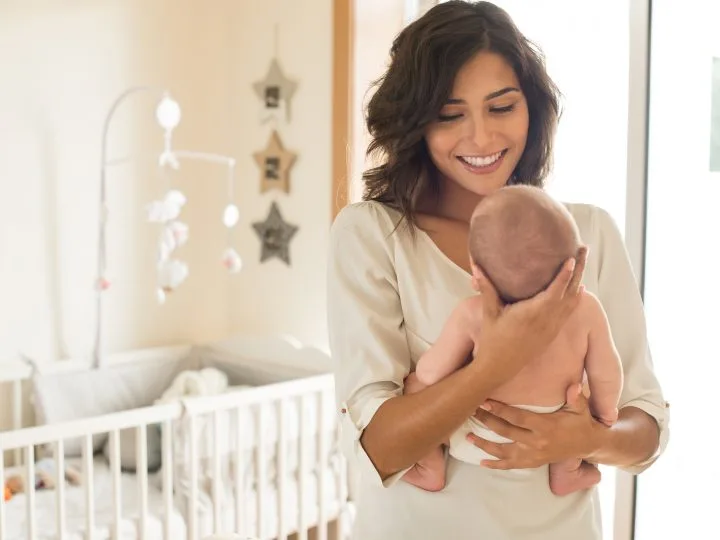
left=362, top=1, right=561, bottom=228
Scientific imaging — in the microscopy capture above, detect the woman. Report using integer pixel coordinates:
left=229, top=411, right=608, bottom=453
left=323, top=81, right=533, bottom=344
left=327, top=2, right=668, bottom=538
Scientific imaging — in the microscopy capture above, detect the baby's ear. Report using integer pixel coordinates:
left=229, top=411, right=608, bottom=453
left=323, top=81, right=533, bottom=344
left=469, top=261, right=484, bottom=291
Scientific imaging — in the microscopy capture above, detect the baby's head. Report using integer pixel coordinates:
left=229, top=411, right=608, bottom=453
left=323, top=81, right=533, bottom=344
left=469, top=185, right=581, bottom=304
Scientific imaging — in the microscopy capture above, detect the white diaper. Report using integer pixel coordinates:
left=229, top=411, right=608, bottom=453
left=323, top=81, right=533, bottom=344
left=448, top=403, right=564, bottom=468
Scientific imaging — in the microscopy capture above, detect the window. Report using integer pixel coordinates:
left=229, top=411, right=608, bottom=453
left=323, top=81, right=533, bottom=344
left=634, top=1, right=720, bottom=537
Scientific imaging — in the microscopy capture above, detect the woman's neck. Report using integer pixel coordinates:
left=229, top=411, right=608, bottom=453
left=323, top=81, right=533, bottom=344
left=432, top=181, right=483, bottom=223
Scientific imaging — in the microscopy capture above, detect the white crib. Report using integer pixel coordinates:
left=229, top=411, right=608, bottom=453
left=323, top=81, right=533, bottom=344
left=0, top=335, right=351, bottom=540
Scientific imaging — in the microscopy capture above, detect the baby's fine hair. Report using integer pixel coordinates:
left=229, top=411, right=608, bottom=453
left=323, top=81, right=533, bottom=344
left=469, top=186, right=581, bottom=303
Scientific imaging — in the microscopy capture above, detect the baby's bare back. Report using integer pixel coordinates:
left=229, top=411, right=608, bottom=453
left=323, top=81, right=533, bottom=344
left=488, top=293, right=596, bottom=407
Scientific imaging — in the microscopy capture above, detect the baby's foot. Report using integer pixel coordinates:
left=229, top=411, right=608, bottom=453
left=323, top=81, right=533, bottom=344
left=549, top=461, right=601, bottom=496
left=401, top=447, right=447, bottom=492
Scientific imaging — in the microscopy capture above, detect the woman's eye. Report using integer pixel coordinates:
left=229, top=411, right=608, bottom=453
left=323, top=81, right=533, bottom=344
left=490, top=104, right=515, bottom=114
left=438, top=113, right=462, bottom=122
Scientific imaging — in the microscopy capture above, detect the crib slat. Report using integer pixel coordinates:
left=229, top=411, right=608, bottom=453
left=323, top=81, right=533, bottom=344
left=109, top=429, right=122, bottom=540
left=26, top=445, right=36, bottom=540
left=213, top=410, right=222, bottom=532
left=137, top=425, right=149, bottom=538
left=189, top=415, right=199, bottom=540
left=56, top=440, right=68, bottom=540
left=84, top=434, right=95, bottom=540
left=297, top=394, right=309, bottom=540
left=0, top=452, right=5, bottom=540
left=317, top=391, right=329, bottom=540
left=12, top=381, right=22, bottom=466
left=162, top=420, right=174, bottom=540
left=277, top=399, right=288, bottom=540
left=234, top=407, right=245, bottom=535
left=256, top=404, right=267, bottom=540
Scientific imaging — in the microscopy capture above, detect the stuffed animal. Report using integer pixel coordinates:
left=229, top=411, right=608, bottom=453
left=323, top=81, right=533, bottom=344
left=4, top=458, right=81, bottom=495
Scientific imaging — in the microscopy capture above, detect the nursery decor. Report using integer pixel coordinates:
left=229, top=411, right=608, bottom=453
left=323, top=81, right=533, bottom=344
left=253, top=57, right=298, bottom=123
left=252, top=201, right=298, bottom=265
left=253, top=130, right=296, bottom=194
left=95, top=86, right=241, bottom=368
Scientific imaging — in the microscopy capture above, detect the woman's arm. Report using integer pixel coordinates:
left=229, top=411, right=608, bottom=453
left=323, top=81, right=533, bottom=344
left=587, top=406, right=659, bottom=467
left=590, top=206, right=669, bottom=472
left=364, top=361, right=504, bottom=479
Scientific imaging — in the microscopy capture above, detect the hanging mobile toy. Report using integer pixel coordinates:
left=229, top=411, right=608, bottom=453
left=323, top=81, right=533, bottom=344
left=221, top=162, right=242, bottom=273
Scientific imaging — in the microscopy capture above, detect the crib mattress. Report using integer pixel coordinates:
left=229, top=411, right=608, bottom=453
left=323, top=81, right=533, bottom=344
left=3, top=457, right=187, bottom=540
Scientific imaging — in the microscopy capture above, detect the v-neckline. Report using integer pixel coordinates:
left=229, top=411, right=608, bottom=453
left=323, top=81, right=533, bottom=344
left=416, top=226, right=473, bottom=279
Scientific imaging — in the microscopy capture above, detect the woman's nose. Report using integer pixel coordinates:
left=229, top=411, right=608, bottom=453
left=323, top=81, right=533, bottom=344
left=466, top=117, right=493, bottom=146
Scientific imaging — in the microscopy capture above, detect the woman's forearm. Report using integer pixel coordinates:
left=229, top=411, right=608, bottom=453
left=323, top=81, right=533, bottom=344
left=586, top=406, right=660, bottom=467
left=361, top=359, right=500, bottom=480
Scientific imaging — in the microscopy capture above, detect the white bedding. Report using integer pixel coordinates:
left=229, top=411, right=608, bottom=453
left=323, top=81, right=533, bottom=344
left=172, top=386, right=338, bottom=489
left=3, top=457, right=187, bottom=540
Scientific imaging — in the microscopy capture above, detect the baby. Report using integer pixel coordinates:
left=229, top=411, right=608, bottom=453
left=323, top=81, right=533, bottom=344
left=402, top=185, right=623, bottom=496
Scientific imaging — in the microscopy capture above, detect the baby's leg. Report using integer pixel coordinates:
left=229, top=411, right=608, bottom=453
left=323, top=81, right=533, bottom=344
left=548, top=458, right=601, bottom=496
left=400, top=372, right=447, bottom=491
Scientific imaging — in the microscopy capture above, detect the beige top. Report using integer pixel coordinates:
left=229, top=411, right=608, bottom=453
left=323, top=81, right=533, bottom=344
left=327, top=200, right=669, bottom=540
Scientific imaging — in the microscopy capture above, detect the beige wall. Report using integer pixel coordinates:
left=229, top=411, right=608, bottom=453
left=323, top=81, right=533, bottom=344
left=0, top=0, right=334, bottom=374
left=226, top=0, right=333, bottom=352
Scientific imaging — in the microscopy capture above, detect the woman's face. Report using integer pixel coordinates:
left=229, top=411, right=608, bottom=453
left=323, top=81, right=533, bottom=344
left=425, top=51, right=530, bottom=201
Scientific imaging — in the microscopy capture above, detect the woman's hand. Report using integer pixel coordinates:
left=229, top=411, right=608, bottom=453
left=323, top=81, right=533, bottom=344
left=468, top=246, right=589, bottom=385
left=468, top=384, right=605, bottom=469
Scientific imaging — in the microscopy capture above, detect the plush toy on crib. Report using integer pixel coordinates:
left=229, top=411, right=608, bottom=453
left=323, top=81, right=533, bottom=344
left=3, top=458, right=82, bottom=499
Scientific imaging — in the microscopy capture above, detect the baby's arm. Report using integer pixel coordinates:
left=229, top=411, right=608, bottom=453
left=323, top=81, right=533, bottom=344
left=414, top=297, right=478, bottom=387
left=584, top=293, right=624, bottom=426
left=400, top=297, right=479, bottom=492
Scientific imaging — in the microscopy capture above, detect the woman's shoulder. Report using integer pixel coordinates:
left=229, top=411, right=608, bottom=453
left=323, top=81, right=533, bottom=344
left=331, top=200, right=403, bottom=238
left=563, top=201, right=621, bottom=240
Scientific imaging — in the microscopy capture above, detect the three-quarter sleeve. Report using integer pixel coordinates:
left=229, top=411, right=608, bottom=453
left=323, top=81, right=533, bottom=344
left=592, top=206, right=670, bottom=475
left=327, top=202, right=413, bottom=487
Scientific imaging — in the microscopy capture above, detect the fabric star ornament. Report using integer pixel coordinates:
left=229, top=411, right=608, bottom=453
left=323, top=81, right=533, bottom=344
left=252, top=58, right=298, bottom=122
left=252, top=201, right=299, bottom=266
left=253, top=130, right=297, bottom=194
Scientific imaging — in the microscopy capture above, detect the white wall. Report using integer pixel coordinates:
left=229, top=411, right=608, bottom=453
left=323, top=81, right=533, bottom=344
left=0, top=0, right=333, bottom=374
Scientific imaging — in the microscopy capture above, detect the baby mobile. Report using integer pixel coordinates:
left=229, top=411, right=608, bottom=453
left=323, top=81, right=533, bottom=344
left=250, top=2, right=299, bottom=266
left=94, top=86, right=242, bottom=368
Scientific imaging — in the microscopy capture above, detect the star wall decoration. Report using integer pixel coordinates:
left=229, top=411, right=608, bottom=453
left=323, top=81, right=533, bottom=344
left=253, top=130, right=297, bottom=194
left=252, top=58, right=298, bottom=122
left=252, top=201, right=299, bottom=266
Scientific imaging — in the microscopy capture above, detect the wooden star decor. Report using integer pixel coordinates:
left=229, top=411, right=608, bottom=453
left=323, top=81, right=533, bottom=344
left=253, top=58, right=298, bottom=122
left=252, top=201, right=299, bottom=266
left=253, top=130, right=297, bottom=194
